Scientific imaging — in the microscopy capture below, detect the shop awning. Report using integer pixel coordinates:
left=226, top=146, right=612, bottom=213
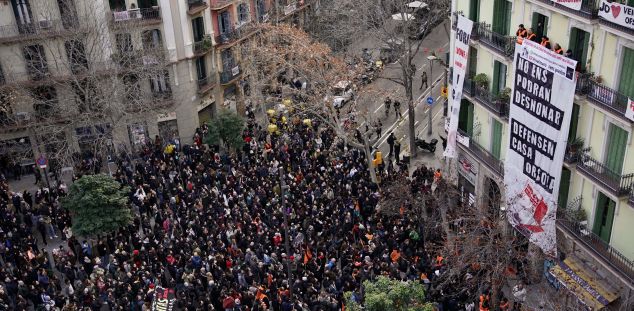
left=548, top=257, right=619, bottom=310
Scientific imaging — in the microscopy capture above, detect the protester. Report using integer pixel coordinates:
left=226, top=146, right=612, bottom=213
left=0, top=106, right=461, bottom=311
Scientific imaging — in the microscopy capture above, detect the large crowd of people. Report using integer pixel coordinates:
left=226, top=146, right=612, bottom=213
left=0, top=107, right=506, bottom=311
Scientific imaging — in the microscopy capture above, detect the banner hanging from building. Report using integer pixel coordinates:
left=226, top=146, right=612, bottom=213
left=151, top=287, right=176, bottom=311
left=599, top=0, right=634, bottom=31
left=505, top=40, right=577, bottom=256
left=552, top=0, right=582, bottom=11
left=445, top=15, right=474, bottom=158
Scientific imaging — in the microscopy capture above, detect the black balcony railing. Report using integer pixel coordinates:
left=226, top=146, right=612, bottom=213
left=533, top=0, right=599, bottom=19
left=629, top=191, right=634, bottom=208
left=475, top=23, right=516, bottom=58
left=461, top=78, right=508, bottom=118
left=111, top=8, right=161, bottom=23
left=220, top=64, right=241, bottom=84
left=586, top=79, right=631, bottom=123
left=197, top=75, right=216, bottom=93
left=557, top=218, right=634, bottom=284
left=577, top=152, right=634, bottom=197
left=193, top=34, right=213, bottom=55
left=215, top=23, right=258, bottom=46
left=215, top=29, right=236, bottom=45
left=0, top=19, right=68, bottom=43
left=564, top=147, right=590, bottom=165
left=457, top=128, right=504, bottom=177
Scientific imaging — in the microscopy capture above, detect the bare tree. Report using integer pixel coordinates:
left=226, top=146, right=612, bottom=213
left=305, top=0, right=451, bottom=158
left=241, top=24, right=386, bottom=182
left=0, top=0, right=178, bottom=174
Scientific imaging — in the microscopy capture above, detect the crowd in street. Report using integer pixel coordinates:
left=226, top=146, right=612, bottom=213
left=0, top=107, right=472, bottom=311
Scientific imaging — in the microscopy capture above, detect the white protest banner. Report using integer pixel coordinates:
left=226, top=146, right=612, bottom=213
left=505, top=39, right=577, bottom=256
left=553, top=0, right=581, bottom=10
left=599, top=0, right=634, bottom=31
left=444, top=15, right=474, bottom=158
left=626, top=98, right=634, bottom=122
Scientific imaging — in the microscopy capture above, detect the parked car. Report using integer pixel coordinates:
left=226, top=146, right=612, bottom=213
left=331, top=80, right=355, bottom=109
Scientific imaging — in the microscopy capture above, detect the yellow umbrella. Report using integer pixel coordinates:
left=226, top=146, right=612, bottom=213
left=267, top=124, right=278, bottom=133
left=267, top=109, right=276, bottom=117
left=303, top=119, right=312, bottom=127
left=282, top=99, right=292, bottom=106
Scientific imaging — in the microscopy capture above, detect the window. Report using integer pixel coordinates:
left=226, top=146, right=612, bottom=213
left=618, top=47, right=634, bottom=100
left=122, top=74, right=141, bottom=102
left=65, top=40, right=89, bottom=74
left=458, top=99, right=474, bottom=136
left=567, top=104, right=580, bottom=142
left=569, top=28, right=590, bottom=72
left=30, top=86, right=57, bottom=119
left=604, top=123, right=628, bottom=175
left=72, top=78, right=98, bottom=113
left=11, top=0, right=33, bottom=32
left=116, top=33, right=133, bottom=53
left=557, top=167, right=571, bottom=210
left=238, top=3, right=250, bottom=25
left=467, top=47, right=477, bottom=78
left=257, top=0, right=267, bottom=22
left=491, top=118, right=502, bottom=159
left=593, top=192, right=615, bottom=243
left=469, top=0, right=480, bottom=22
left=218, top=10, right=232, bottom=34
left=192, top=17, right=205, bottom=42
left=492, top=0, right=511, bottom=35
left=195, top=57, right=207, bottom=80
left=492, top=60, right=507, bottom=95
left=221, top=49, right=235, bottom=71
left=24, top=45, right=48, bottom=80
left=531, top=13, right=548, bottom=41
left=109, top=0, right=126, bottom=11
left=150, top=70, right=171, bottom=96
left=142, top=29, right=162, bottom=49
left=137, top=0, right=157, bottom=9
left=57, top=0, right=79, bottom=29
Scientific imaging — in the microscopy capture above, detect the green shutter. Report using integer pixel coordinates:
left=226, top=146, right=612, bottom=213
left=492, top=0, right=504, bottom=34
left=592, top=192, right=615, bottom=243
left=493, top=62, right=501, bottom=95
left=567, top=104, right=580, bottom=143
left=605, top=123, right=628, bottom=175
left=569, top=28, right=589, bottom=72
left=618, top=47, right=634, bottom=99
left=557, top=167, right=571, bottom=210
left=458, top=100, right=474, bottom=136
left=469, top=0, right=480, bottom=22
left=491, top=119, right=502, bottom=159
left=503, top=0, right=511, bottom=35
left=468, top=47, right=478, bottom=78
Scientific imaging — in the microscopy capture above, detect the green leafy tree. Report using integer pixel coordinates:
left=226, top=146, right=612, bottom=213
left=62, top=174, right=132, bottom=237
left=345, top=276, right=434, bottom=311
left=204, top=109, right=245, bottom=150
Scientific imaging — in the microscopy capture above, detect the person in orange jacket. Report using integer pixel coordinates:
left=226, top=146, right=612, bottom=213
left=479, top=292, right=491, bottom=311
left=516, top=24, right=527, bottom=44
left=540, top=36, right=551, bottom=49
left=553, top=43, right=564, bottom=55
left=526, top=29, right=538, bottom=42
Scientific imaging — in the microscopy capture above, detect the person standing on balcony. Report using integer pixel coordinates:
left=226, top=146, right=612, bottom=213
left=526, top=29, right=538, bottom=43
left=553, top=43, right=564, bottom=55
left=516, top=24, right=527, bottom=44
left=540, top=36, right=551, bottom=49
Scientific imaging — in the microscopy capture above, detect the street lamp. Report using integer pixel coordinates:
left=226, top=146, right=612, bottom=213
left=426, top=55, right=439, bottom=136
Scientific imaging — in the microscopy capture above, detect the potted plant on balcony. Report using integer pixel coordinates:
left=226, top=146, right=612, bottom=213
left=202, top=37, right=212, bottom=51
left=567, top=136, right=584, bottom=154
left=496, top=87, right=512, bottom=102
left=473, top=73, right=489, bottom=89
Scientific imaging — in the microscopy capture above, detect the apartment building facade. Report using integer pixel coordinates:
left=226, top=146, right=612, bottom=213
left=450, top=0, right=634, bottom=309
left=0, top=0, right=311, bottom=170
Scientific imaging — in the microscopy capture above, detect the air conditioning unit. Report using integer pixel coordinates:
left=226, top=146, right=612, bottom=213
left=16, top=112, right=30, bottom=121
left=39, top=20, right=52, bottom=29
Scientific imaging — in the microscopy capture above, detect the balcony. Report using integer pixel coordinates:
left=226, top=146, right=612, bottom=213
left=209, top=0, right=234, bottom=10
left=530, top=0, right=598, bottom=20
left=220, top=64, right=241, bottom=85
left=629, top=192, right=634, bottom=208
left=586, top=80, right=631, bottom=124
left=193, top=34, right=213, bottom=56
left=197, top=75, right=216, bottom=94
left=187, top=0, right=209, bottom=15
left=564, top=146, right=591, bottom=165
left=0, top=19, right=70, bottom=44
left=457, top=128, right=504, bottom=177
left=474, top=23, right=516, bottom=58
left=462, top=78, right=509, bottom=119
left=214, top=23, right=258, bottom=48
left=110, top=8, right=161, bottom=27
left=556, top=218, right=634, bottom=284
left=577, top=153, right=634, bottom=197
